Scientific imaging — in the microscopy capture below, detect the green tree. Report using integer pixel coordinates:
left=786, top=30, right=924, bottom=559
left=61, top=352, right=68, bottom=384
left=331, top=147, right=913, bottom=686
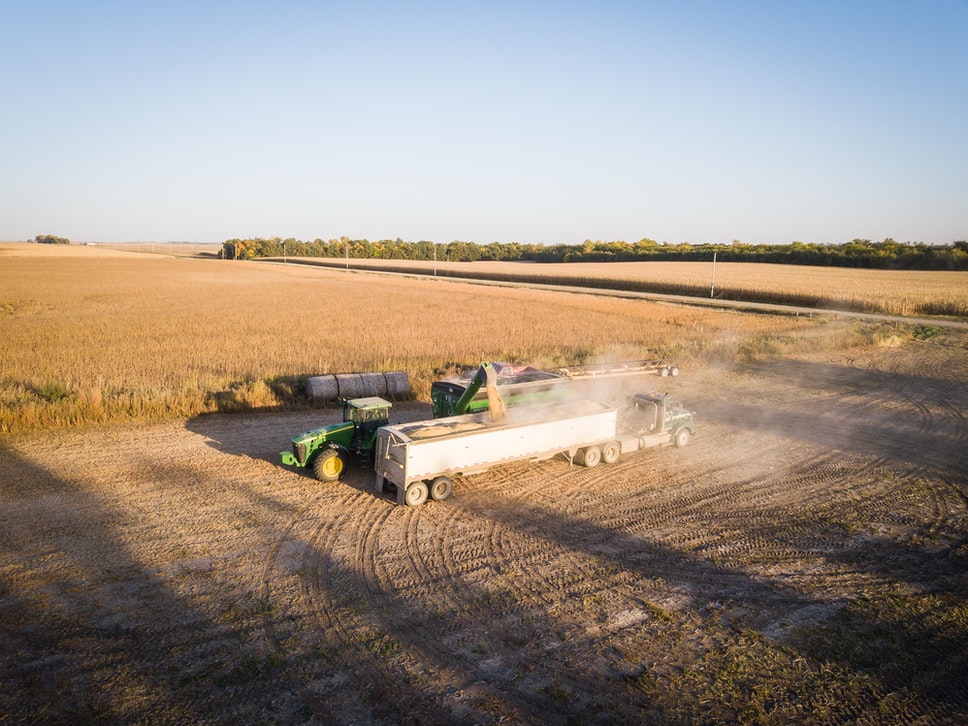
left=35, top=234, right=70, bottom=245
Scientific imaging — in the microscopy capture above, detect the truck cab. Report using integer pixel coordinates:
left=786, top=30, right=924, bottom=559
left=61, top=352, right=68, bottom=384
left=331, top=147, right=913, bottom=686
left=280, top=397, right=392, bottom=481
left=623, top=392, right=695, bottom=446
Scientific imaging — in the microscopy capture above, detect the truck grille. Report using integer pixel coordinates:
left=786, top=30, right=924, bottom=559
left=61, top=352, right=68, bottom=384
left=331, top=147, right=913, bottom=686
left=294, top=442, right=307, bottom=463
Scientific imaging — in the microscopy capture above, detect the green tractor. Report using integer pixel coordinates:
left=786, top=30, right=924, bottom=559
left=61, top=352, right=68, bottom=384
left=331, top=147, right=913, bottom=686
left=279, top=397, right=392, bottom=481
left=281, top=363, right=503, bottom=482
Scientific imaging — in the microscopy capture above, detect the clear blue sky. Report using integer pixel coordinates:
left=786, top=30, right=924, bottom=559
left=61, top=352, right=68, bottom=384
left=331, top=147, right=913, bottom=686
left=2, top=1, right=966, bottom=246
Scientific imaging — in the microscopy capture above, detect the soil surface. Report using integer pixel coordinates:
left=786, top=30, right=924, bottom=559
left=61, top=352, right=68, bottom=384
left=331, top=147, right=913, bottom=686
left=2, top=333, right=967, bottom=724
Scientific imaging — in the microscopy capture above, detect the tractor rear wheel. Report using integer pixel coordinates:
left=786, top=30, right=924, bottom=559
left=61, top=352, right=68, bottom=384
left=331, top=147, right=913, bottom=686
left=430, top=476, right=453, bottom=501
left=313, top=449, right=345, bottom=481
left=405, top=481, right=429, bottom=507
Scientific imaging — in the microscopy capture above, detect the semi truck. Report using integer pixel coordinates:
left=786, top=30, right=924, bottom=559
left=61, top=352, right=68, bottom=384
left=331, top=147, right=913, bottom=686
left=374, top=391, right=695, bottom=506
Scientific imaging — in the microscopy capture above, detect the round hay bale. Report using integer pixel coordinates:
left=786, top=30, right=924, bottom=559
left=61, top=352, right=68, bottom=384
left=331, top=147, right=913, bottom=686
left=384, top=371, right=411, bottom=398
left=335, top=373, right=365, bottom=398
left=306, top=375, right=339, bottom=401
left=359, top=372, right=388, bottom=398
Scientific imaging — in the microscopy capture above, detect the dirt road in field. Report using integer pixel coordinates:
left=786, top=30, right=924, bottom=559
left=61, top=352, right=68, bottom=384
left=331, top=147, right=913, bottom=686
left=2, top=334, right=967, bottom=723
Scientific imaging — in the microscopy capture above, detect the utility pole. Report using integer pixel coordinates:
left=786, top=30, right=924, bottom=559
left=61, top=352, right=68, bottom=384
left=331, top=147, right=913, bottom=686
left=710, top=252, right=717, bottom=298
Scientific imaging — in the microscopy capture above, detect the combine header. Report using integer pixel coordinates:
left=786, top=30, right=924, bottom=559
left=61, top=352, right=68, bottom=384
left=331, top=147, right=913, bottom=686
left=550, top=359, right=679, bottom=378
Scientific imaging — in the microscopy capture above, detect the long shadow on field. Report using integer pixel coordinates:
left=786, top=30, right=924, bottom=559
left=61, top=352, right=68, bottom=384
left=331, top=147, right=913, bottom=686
left=459, top=483, right=967, bottom=720
left=0, top=446, right=224, bottom=722
left=809, top=532, right=968, bottom=708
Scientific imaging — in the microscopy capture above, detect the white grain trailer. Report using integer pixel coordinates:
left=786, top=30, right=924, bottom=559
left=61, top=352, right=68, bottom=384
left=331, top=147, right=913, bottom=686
left=373, top=397, right=693, bottom=506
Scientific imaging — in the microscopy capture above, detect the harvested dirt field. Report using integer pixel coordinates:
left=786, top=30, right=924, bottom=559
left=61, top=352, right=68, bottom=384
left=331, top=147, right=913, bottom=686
left=2, top=332, right=967, bottom=723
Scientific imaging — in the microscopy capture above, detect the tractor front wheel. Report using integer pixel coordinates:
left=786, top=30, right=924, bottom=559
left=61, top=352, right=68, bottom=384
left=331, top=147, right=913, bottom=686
left=313, top=449, right=345, bottom=481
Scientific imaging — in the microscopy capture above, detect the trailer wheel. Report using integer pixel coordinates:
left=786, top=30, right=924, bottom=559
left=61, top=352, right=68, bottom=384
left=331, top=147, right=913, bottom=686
left=660, top=367, right=670, bottom=377
left=313, top=449, right=345, bottom=481
left=602, top=442, right=621, bottom=464
left=430, top=476, right=453, bottom=501
left=674, top=427, right=691, bottom=448
left=580, top=445, right=601, bottom=468
left=405, top=481, right=429, bottom=507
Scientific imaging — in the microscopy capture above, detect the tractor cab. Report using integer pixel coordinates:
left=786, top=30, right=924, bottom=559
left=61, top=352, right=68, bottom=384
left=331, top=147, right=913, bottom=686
left=342, top=397, right=392, bottom=461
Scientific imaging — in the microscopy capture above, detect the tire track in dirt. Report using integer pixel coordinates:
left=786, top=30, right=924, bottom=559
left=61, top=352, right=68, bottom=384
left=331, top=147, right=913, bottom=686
left=258, top=483, right=573, bottom=722
left=256, top=487, right=450, bottom=721
left=280, top=465, right=662, bottom=720
left=395, top=478, right=644, bottom=720
left=301, top=499, right=426, bottom=719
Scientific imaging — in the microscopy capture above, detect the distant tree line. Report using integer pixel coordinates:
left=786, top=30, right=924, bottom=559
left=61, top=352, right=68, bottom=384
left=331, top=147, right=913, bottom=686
left=223, top=236, right=968, bottom=270
left=35, top=235, right=71, bottom=245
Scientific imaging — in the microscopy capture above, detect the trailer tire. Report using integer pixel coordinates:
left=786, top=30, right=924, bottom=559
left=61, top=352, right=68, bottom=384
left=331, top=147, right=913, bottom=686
left=602, top=442, right=621, bottom=464
left=430, top=476, right=453, bottom=501
left=313, top=449, right=345, bottom=481
left=674, top=427, right=691, bottom=448
left=660, top=367, right=670, bottom=377
left=405, top=481, right=429, bottom=507
left=580, top=445, right=601, bottom=468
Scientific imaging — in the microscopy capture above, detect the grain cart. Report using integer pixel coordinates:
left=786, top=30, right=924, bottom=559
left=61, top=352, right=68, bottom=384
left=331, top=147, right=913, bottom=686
left=373, top=391, right=695, bottom=506
left=431, top=364, right=569, bottom=417
left=431, top=359, right=680, bottom=418
left=279, top=396, right=392, bottom=481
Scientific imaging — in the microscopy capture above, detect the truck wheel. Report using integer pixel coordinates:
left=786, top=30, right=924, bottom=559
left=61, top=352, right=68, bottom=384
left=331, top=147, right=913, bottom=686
left=602, top=442, right=621, bottom=464
left=313, top=449, right=345, bottom=481
left=674, top=427, right=691, bottom=448
left=405, top=481, right=429, bottom=507
left=580, top=446, right=601, bottom=468
left=430, top=476, right=453, bottom=501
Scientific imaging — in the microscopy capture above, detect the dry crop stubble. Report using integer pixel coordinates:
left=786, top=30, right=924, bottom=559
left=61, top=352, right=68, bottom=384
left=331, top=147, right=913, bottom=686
left=0, top=243, right=900, bottom=432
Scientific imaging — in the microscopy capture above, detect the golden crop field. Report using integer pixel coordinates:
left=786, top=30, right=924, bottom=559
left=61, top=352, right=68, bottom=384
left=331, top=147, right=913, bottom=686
left=308, top=257, right=968, bottom=318
left=0, top=242, right=945, bottom=432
